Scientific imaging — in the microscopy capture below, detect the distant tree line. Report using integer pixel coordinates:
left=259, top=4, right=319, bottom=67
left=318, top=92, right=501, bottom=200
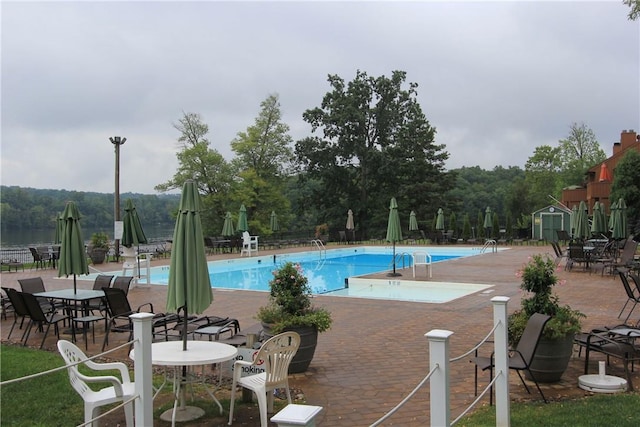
left=0, top=186, right=180, bottom=232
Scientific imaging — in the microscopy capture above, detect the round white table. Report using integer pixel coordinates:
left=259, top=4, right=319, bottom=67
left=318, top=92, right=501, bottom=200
left=131, top=340, right=238, bottom=426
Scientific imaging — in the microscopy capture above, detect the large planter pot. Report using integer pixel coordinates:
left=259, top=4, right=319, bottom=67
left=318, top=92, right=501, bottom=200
left=90, top=248, right=107, bottom=264
left=262, top=323, right=318, bottom=374
left=526, top=334, right=574, bottom=383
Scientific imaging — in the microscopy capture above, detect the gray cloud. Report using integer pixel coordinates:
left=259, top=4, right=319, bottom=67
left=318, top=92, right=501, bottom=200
left=2, top=1, right=638, bottom=194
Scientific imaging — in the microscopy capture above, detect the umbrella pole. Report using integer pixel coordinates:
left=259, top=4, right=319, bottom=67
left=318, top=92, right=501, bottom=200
left=73, top=274, right=77, bottom=294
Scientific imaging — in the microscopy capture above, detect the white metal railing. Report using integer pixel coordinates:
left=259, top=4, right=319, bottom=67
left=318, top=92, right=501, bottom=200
left=0, top=313, right=154, bottom=426
left=480, top=239, right=498, bottom=253
left=368, top=296, right=511, bottom=427
left=310, top=239, right=326, bottom=257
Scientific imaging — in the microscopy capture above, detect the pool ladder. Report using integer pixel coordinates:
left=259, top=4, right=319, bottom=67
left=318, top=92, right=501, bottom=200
left=480, top=239, right=497, bottom=253
left=388, top=252, right=411, bottom=271
left=311, top=239, right=326, bottom=258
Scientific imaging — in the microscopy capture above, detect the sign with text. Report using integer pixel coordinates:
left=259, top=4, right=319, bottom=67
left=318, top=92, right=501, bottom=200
left=222, top=347, right=265, bottom=378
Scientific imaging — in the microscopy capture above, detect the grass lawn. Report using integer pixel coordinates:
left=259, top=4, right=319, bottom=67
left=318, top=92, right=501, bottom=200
left=2, top=343, right=640, bottom=426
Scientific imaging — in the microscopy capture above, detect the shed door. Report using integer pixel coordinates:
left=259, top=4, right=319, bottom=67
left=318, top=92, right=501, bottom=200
left=541, top=213, right=563, bottom=241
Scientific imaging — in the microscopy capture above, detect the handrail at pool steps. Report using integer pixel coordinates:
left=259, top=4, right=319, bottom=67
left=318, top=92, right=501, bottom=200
left=388, top=252, right=411, bottom=271
left=480, top=239, right=497, bottom=253
left=310, top=239, right=326, bottom=257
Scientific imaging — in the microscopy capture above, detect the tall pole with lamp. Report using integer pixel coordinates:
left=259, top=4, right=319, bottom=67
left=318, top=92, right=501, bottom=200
left=110, top=136, right=126, bottom=262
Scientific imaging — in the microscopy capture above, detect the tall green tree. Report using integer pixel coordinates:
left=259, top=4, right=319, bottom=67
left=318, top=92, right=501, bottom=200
left=623, top=0, right=640, bottom=20
left=155, top=112, right=234, bottom=234
left=557, top=122, right=606, bottom=186
left=295, top=70, right=453, bottom=238
left=230, top=94, right=294, bottom=234
left=525, top=145, right=562, bottom=209
left=610, top=149, right=640, bottom=233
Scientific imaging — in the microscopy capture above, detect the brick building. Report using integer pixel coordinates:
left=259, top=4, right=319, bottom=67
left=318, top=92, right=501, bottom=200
left=561, top=129, right=640, bottom=215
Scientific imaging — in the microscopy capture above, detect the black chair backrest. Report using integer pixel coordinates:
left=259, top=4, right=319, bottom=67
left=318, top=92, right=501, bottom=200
left=619, top=271, right=636, bottom=300
left=112, top=276, right=133, bottom=295
left=515, top=313, right=551, bottom=364
left=629, top=274, right=640, bottom=295
left=550, top=242, right=561, bottom=258
left=3, top=288, right=30, bottom=317
left=102, top=287, right=133, bottom=317
left=18, top=277, right=46, bottom=294
left=93, top=275, right=114, bottom=291
left=21, top=291, right=47, bottom=322
left=28, top=247, right=42, bottom=261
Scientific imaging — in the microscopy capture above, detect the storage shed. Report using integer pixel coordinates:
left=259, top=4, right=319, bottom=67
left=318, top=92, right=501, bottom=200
left=531, top=205, right=572, bottom=241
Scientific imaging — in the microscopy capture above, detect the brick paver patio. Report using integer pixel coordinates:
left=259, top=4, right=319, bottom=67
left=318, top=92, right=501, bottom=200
left=2, top=243, right=636, bottom=426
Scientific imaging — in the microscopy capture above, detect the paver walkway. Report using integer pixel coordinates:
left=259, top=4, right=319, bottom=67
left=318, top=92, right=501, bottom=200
left=2, top=243, right=637, bottom=426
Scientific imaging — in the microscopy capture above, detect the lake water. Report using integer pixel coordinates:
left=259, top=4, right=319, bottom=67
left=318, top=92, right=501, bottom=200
left=0, top=225, right=175, bottom=248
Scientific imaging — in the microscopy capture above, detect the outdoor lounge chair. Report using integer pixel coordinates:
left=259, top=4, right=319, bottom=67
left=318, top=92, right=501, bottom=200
left=473, top=312, right=551, bottom=405
left=18, top=277, right=65, bottom=313
left=112, top=275, right=133, bottom=295
left=57, top=339, right=135, bottom=427
left=617, top=270, right=640, bottom=322
left=228, top=331, right=301, bottom=427
left=101, top=287, right=179, bottom=350
left=566, top=243, right=588, bottom=271
left=3, top=287, right=31, bottom=344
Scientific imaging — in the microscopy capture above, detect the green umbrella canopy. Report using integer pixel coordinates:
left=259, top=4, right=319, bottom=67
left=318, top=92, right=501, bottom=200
left=570, top=205, right=578, bottom=237
left=409, top=211, right=419, bottom=231
left=608, top=201, right=618, bottom=231
left=590, top=201, right=606, bottom=235
left=613, top=198, right=628, bottom=240
left=237, top=204, right=249, bottom=232
left=58, top=201, right=89, bottom=293
left=166, top=181, right=213, bottom=350
left=435, top=208, right=445, bottom=231
left=270, top=211, right=280, bottom=232
left=483, top=207, right=493, bottom=229
left=54, top=212, right=64, bottom=245
left=121, top=199, right=148, bottom=248
left=574, top=200, right=590, bottom=240
left=221, top=211, right=235, bottom=237
left=386, top=198, right=403, bottom=243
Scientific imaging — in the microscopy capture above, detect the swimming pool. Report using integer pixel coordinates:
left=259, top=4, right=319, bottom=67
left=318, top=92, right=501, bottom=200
left=86, top=246, right=493, bottom=303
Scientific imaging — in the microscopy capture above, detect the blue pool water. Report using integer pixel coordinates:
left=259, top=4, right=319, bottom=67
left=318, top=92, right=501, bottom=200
left=140, top=247, right=480, bottom=294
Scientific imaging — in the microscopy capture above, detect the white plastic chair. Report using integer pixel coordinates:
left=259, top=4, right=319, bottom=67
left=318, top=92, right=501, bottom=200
left=228, top=331, right=301, bottom=427
left=413, top=251, right=432, bottom=278
left=240, top=231, right=259, bottom=256
left=57, top=340, right=135, bottom=427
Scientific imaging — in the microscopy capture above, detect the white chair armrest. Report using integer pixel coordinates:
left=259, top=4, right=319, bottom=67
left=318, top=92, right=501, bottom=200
left=74, top=371, right=125, bottom=396
left=85, top=360, right=132, bottom=384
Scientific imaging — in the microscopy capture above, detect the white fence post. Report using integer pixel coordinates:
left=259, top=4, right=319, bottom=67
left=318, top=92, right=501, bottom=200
left=131, top=312, right=154, bottom=427
left=491, top=296, right=510, bottom=427
left=425, top=329, right=453, bottom=427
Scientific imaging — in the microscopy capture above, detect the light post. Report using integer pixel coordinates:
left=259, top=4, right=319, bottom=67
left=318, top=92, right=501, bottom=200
left=110, top=136, right=126, bottom=261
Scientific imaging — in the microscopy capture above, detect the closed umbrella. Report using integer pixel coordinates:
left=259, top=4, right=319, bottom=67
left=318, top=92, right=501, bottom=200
left=574, top=201, right=590, bottom=240
left=484, top=207, right=493, bottom=238
left=435, top=208, right=445, bottom=231
left=346, top=209, right=355, bottom=242
left=58, top=201, right=89, bottom=294
left=166, top=180, right=213, bottom=351
left=54, top=212, right=64, bottom=245
left=571, top=205, right=578, bottom=238
left=614, top=198, right=628, bottom=240
left=122, top=199, right=148, bottom=248
left=409, top=211, right=419, bottom=232
left=270, top=211, right=280, bottom=233
left=237, top=204, right=249, bottom=233
left=591, top=201, right=606, bottom=237
left=221, top=211, right=235, bottom=237
left=608, top=200, right=618, bottom=232
left=385, top=197, right=403, bottom=277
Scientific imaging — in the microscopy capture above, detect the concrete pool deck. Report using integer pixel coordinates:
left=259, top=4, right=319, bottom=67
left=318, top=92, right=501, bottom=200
left=2, top=243, right=637, bottom=425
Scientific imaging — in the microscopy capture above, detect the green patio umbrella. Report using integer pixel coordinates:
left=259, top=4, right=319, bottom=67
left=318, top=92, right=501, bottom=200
left=166, top=180, right=213, bottom=351
left=483, top=207, right=493, bottom=237
left=613, top=198, right=628, bottom=240
left=590, top=201, right=606, bottom=237
left=570, top=205, right=578, bottom=238
left=121, top=199, right=148, bottom=248
left=54, top=212, right=64, bottom=245
left=435, top=208, right=445, bottom=231
left=409, top=210, right=419, bottom=232
left=385, top=197, right=403, bottom=277
left=270, top=211, right=280, bottom=233
left=574, top=200, right=590, bottom=240
left=346, top=209, right=355, bottom=242
left=608, top=201, right=618, bottom=232
left=58, top=201, right=89, bottom=294
left=237, top=204, right=249, bottom=233
left=221, top=211, right=235, bottom=237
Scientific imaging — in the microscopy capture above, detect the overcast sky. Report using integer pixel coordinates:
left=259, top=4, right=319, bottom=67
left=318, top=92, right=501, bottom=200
left=2, top=0, right=638, bottom=195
